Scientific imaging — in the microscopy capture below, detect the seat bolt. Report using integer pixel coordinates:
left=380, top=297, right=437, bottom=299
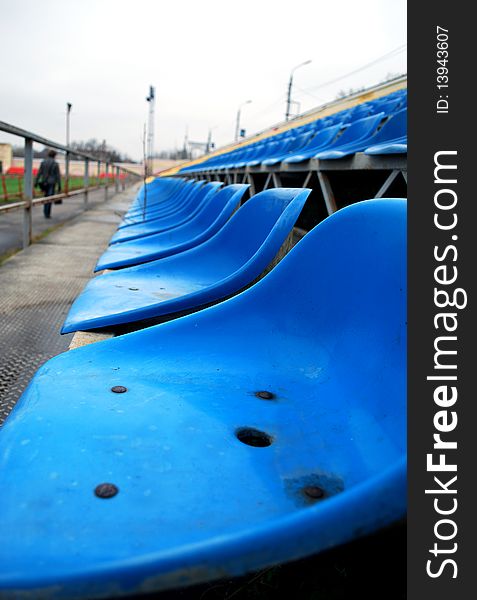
left=94, top=483, right=119, bottom=498
left=255, top=391, right=275, bottom=400
left=303, top=486, right=325, bottom=500
left=111, top=386, right=127, bottom=393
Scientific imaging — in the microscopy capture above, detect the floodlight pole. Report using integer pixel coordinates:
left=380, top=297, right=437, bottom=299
left=146, top=86, right=155, bottom=176
left=286, top=60, right=311, bottom=121
left=206, top=129, right=212, bottom=154
left=235, top=100, right=252, bottom=141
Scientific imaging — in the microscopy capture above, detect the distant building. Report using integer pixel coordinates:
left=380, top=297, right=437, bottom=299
left=0, top=143, right=13, bottom=174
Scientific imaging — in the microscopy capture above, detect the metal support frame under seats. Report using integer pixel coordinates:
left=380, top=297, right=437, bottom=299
left=317, top=171, right=338, bottom=215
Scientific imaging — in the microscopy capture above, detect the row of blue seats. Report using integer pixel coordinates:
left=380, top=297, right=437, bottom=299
left=181, top=88, right=407, bottom=173
left=0, top=177, right=407, bottom=598
left=62, top=179, right=310, bottom=332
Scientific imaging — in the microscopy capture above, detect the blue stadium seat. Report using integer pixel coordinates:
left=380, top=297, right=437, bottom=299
left=314, top=113, right=386, bottom=159
left=126, top=177, right=184, bottom=213
left=370, top=98, right=402, bottom=115
left=176, top=90, right=407, bottom=173
left=316, top=109, right=406, bottom=160
left=242, top=135, right=291, bottom=168
left=95, top=184, right=249, bottom=271
left=217, top=145, right=253, bottom=169
left=235, top=142, right=271, bottom=168
left=282, top=124, right=344, bottom=163
left=365, top=138, right=407, bottom=155
left=344, top=103, right=372, bottom=120
left=364, top=108, right=407, bottom=155
left=111, top=182, right=224, bottom=243
left=363, top=108, right=407, bottom=155
left=260, top=131, right=316, bottom=166
left=120, top=179, right=207, bottom=226
left=62, top=188, right=310, bottom=333
left=118, top=179, right=186, bottom=223
left=0, top=198, right=406, bottom=598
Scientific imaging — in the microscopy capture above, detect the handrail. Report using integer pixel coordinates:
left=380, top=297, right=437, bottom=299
left=0, top=184, right=109, bottom=214
left=0, top=120, right=142, bottom=248
left=0, top=121, right=139, bottom=176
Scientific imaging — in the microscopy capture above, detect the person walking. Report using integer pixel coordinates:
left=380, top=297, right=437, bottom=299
left=34, top=149, right=62, bottom=218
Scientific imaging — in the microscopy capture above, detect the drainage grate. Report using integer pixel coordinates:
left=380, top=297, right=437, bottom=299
left=0, top=270, right=86, bottom=424
left=0, top=191, right=132, bottom=425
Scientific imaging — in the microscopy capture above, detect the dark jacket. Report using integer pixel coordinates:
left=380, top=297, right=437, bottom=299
left=35, top=158, right=61, bottom=192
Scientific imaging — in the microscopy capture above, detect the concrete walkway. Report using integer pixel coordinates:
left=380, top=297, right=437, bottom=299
left=0, top=186, right=127, bottom=258
left=0, top=183, right=139, bottom=424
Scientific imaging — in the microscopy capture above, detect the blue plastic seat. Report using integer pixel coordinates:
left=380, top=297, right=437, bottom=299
left=175, top=92, right=407, bottom=174
left=117, top=182, right=183, bottom=225
left=0, top=198, right=406, bottom=598
left=314, top=113, right=386, bottom=159
left=111, top=182, right=224, bottom=243
left=124, top=178, right=191, bottom=217
left=232, top=145, right=263, bottom=168
left=317, top=109, right=406, bottom=160
left=365, top=138, right=407, bottom=155
left=214, top=148, right=240, bottom=169
left=364, top=108, right=407, bottom=155
left=361, top=108, right=407, bottom=155
left=124, top=180, right=222, bottom=225
left=282, top=124, right=344, bottom=163
left=345, top=104, right=372, bottom=120
left=254, top=137, right=295, bottom=164
left=62, top=188, right=310, bottom=333
left=120, top=179, right=206, bottom=226
left=95, top=184, right=249, bottom=271
left=316, top=115, right=338, bottom=128
left=242, top=142, right=273, bottom=167
left=260, top=132, right=315, bottom=166
left=132, top=177, right=184, bottom=203
left=239, top=138, right=288, bottom=168
left=370, top=98, right=402, bottom=115
left=215, top=146, right=250, bottom=170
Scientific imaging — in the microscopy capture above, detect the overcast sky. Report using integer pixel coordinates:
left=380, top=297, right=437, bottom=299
left=0, top=0, right=406, bottom=161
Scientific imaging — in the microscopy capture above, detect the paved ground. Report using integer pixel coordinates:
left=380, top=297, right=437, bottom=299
left=0, top=185, right=127, bottom=259
left=0, top=183, right=139, bottom=424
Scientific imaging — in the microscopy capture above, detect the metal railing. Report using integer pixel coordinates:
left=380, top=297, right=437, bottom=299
left=0, top=120, right=142, bottom=248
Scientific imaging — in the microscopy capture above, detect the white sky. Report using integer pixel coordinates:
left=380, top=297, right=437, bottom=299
left=0, top=0, right=406, bottom=161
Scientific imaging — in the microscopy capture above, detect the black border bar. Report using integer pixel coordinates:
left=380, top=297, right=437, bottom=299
left=408, top=3, right=475, bottom=598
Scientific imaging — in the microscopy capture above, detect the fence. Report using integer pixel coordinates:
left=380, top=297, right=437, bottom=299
left=0, top=121, right=142, bottom=248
